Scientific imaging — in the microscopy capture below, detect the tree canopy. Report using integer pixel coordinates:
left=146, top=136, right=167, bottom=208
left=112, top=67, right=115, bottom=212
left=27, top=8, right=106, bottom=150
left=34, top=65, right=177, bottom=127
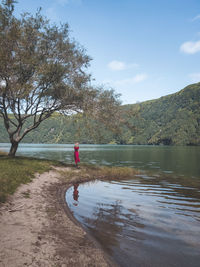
left=0, top=0, right=120, bottom=156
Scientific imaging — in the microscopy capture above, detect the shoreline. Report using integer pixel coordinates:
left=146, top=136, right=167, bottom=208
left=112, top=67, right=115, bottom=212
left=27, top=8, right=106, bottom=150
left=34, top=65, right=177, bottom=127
left=0, top=166, right=117, bottom=267
left=58, top=180, right=118, bottom=267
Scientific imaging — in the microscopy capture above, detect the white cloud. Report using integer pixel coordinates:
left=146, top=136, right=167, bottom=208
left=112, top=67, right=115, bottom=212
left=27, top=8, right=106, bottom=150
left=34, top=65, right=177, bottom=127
left=192, top=14, right=200, bottom=21
left=180, top=40, right=200, bottom=54
left=108, top=60, right=126, bottom=71
left=108, top=60, right=138, bottom=71
left=115, top=74, right=147, bottom=86
left=189, top=72, right=200, bottom=83
left=104, top=73, right=148, bottom=87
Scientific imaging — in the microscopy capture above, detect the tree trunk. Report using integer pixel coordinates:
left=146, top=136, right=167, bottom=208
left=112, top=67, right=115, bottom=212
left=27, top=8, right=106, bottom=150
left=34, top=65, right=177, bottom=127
left=8, top=141, right=19, bottom=157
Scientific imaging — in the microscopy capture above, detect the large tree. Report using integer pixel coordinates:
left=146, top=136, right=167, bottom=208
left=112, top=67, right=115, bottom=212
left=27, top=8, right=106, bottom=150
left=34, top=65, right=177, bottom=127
left=0, top=0, right=120, bottom=156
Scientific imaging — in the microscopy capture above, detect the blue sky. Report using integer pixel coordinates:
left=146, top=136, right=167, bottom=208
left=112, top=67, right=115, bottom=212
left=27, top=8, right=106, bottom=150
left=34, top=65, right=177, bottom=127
left=14, top=0, right=200, bottom=104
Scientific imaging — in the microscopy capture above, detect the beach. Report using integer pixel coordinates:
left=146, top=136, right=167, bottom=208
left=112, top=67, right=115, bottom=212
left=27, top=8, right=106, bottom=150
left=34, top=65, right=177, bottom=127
left=0, top=166, right=115, bottom=267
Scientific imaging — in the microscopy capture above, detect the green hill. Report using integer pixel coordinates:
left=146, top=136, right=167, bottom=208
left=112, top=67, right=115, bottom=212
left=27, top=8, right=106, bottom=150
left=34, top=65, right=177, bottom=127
left=124, top=82, right=200, bottom=145
left=0, top=82, right=200, bottom=145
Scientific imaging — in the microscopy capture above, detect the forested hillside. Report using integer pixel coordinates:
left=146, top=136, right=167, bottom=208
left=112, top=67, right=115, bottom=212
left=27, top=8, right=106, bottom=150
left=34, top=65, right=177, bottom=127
left=122, top=82, right=200, bottom=145
left=0, top=83, right=200, bottom=145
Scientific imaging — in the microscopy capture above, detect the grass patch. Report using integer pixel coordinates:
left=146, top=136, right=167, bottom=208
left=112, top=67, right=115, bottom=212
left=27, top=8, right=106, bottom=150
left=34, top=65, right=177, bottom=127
left=59, top=164, right=140, bottom=184
left=0, top=155, right=63, bottom=203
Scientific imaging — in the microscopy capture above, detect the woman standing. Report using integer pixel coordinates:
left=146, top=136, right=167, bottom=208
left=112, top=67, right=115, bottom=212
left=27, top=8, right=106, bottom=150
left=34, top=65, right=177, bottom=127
left=74, top=142, right=80, bottom=168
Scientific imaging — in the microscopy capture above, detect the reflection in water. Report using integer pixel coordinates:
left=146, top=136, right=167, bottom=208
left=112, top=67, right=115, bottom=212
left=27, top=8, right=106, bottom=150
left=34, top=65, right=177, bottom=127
left=73, top=183, right=79, bottom=206
left=66, top=173, right=200, bottom=267
left=84, top=200, right=145, bottom=256
left=85, top=201, right=124, bottom=253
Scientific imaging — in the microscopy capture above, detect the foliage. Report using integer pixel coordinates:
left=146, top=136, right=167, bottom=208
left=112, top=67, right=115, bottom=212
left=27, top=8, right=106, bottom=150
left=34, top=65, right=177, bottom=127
left=1, top=82, right=199, bottom=146
left=0, top=0, right=120, bottom=156
left=131, top=82, right=200, bottom=145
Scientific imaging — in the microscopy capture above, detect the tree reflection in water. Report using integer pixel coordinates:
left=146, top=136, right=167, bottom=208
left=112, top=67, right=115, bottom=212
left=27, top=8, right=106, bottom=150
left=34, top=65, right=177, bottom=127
left=82, top=200, right=144, bottom=255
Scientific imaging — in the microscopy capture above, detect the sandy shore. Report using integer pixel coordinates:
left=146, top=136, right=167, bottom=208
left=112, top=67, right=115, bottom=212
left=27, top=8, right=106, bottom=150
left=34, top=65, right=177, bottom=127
left=0, top=167, right=116, bottom=267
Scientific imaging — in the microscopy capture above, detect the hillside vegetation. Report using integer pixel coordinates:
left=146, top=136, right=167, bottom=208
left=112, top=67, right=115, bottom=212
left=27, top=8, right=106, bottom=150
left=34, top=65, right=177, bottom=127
left=123, top=82, right=200, bottom=145
left=0, top=83, right=200, bottom=145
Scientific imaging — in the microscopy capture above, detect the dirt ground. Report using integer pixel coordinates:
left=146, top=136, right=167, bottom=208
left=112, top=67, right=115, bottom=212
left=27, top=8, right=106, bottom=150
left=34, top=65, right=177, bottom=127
left=0, top=167, right=116, bottom=267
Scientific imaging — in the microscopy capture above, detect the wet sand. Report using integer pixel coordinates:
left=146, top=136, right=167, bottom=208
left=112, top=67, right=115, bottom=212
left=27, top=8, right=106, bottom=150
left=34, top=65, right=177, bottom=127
left=0, top=166, right=116, bottom=267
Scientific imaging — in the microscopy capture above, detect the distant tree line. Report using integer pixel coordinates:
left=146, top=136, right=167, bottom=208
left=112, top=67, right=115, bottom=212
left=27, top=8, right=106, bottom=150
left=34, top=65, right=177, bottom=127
left=1, top=82, right=200, bottom=146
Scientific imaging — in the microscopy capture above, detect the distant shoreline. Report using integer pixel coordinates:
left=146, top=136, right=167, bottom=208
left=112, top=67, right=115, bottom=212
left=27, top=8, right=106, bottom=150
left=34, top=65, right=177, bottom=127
left=1, top=141, right=200, bottom=146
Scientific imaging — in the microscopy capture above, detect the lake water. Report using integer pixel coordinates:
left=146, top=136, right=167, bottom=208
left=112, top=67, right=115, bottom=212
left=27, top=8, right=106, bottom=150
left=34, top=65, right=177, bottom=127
left=1, top=143, right=200, bottom=266
left=0, top=143, right=200, bottom=177
left=66, top=177, right=200, bottom=267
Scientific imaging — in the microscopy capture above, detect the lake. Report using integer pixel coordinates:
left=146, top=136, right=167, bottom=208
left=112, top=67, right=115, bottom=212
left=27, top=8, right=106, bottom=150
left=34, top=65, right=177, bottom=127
left=0, top=143, right=200, bottom=177
left=1, top=143, right=200, bottom=266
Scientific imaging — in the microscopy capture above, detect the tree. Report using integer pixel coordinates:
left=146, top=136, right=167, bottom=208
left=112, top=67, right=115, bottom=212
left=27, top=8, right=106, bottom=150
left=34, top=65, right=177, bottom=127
left=0, top=0, right=120, bottom=156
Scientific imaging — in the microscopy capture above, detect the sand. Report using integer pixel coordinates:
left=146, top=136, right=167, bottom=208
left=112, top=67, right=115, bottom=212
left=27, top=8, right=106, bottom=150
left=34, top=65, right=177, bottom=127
left=0, top=167, right=115, bottom=267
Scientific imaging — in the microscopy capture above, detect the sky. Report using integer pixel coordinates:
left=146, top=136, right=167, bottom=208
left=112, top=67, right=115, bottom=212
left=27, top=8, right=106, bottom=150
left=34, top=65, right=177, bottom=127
left=13, top=0, right=200, bottom=104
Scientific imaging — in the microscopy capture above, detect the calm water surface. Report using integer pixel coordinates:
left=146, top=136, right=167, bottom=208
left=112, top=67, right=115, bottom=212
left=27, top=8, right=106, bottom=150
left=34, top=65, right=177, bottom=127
left=1, top=143, right=200, bottom=266
left=66, top=176, right=200, bottom=267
